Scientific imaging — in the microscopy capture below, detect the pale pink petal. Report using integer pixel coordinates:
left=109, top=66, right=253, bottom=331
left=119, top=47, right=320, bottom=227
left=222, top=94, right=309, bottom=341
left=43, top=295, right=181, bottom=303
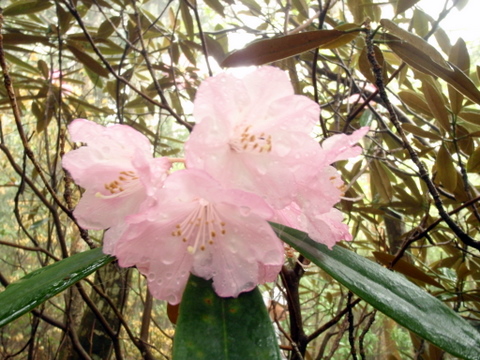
left=63, top=119, right=170, bottom=231
left=109, top=169, right=284, bottom=304
left=320, top=127, right=369, bottom=165
left=186, top=66, right=320, bottom=208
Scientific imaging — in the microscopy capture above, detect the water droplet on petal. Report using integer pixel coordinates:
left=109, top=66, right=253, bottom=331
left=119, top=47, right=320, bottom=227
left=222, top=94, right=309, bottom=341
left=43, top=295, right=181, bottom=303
left=239, top=206, right=251, bottom=216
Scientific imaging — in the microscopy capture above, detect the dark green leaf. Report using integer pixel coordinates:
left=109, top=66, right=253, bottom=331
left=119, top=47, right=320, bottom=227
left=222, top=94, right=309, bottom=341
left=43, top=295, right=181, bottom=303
left=0, top=248, right=114, bottom=327
left=173, top=275, right=281, bottom=360
left=271, top=223, right=480, bottom=360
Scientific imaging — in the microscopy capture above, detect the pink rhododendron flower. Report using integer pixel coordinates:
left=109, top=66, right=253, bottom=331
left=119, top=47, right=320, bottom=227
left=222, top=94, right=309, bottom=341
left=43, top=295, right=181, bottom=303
left=62, top=119, right=171, bottom=240
left=273, top=127, right=369, bottom=248
left=185, top=66, right=321, bottom=209
left=110, top=169, right=284, bottom=305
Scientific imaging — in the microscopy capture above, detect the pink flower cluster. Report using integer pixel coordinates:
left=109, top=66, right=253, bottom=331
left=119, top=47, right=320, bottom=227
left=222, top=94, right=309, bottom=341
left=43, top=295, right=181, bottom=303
left=63, top=66, right=368, bottom=304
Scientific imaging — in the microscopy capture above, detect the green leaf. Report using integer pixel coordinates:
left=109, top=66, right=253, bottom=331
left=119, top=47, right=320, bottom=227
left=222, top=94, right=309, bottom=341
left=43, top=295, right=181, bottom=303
left=173, top=275, right=281, bottom=360
left=271, top=223, right=480, bottom=360
left=0, top=248, right=114, bottom=327
left=3, top=0, right=53, bottom=16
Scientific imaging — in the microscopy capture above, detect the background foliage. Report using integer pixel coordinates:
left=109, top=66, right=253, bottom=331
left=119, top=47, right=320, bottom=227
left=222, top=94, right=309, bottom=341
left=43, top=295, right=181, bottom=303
left=1, top=0, right=479, bottom=359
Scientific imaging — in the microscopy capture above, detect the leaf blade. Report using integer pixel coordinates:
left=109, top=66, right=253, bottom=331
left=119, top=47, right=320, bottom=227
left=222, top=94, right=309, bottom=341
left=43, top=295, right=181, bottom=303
left=271, top=223, right=480, bottom=360
left=173, top=275, right=281, bottom=360
left=0, top=248, right=114, bottom=327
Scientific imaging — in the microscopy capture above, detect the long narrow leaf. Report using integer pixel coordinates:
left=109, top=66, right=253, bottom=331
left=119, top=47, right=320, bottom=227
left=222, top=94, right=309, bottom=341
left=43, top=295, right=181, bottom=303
left=271, top=223, right=480, bottom=360
left=0, top=248, right=114, bottom=328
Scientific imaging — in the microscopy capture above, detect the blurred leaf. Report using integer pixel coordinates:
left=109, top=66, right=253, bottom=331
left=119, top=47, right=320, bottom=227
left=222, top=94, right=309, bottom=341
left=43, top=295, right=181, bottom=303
left=2, top=33, right=51, bottom=46
left=460, top=111, right=480, bottom=126
left=205, top=34, right=226, bottom=65
left=385, top=33, right=480, bottom=105
left=456, top=125, right=474, bottom=155
left=222, top=29, right=360, bottom=67
left=395, top=0, right=420, bottom=15
left=454, top=0, right=469, bottom=11
left=402, top=123, right=442, bottom=141
left=66, top=43, right=110, bottom=78
left=412, top=8, right=429, bottom=38
left=381, top=19, right=450, bottom=70
left=370, top=160, right=393, bottom=203
left=37, top=60, right=49, bottom=79
left=373, top=252, right=445, bottom=289
left=204, top=0, right=225, bottom=16
left=436, top=145, right=457, bottom=192
left=467, top=147, right=480, bottom=172
left=97, top=16, right=121, bottom=38
left=173, top=275, right=281, bottom=360
left=180, top=0, right=194, bottom=40
left=448, top=38, right=470, bottom=114
left=0, top=248, right=114, bottom=327
left=434, top=27, right=452, bottom=55
left=271, top=223, right=480, bottom=360
left=422, top=80, right=450, bottom=132
left=3, top=0, right=52, bottom=16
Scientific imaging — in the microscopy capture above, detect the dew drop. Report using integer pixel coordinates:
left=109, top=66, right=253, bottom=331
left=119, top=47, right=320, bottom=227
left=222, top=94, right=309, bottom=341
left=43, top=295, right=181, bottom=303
left=239, top=206, right=251, bottom=217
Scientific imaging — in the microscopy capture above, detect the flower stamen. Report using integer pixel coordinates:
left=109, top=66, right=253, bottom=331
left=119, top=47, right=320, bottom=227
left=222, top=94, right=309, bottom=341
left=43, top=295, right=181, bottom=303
left=172, top=200, right=227, bottom=254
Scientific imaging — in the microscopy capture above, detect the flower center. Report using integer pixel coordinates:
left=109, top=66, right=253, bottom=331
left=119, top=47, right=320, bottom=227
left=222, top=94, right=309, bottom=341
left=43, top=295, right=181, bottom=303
left=171, top=199, right=227, bottom=254
left=229, top=125, right=272, bottom=153
left=100, top=170, right=139, bottom=196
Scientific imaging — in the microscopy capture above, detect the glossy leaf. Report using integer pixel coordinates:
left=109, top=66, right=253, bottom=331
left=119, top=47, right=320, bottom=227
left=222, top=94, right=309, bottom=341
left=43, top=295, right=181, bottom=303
left=0, top=248, right=114, bottom=327
left=221, top=29, right=359, bottom=67
left=173, top=275, right=281, bottom=360
left=271, top=223, right=480, bottom=360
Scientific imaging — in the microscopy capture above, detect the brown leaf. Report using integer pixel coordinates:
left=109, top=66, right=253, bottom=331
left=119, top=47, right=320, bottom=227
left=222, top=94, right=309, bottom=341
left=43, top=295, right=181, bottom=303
left=221, top=29, right=359, bottom=67
left=385, top=33, right=480, bottom=105
left=422, top=80, right=450, bottom=132
left=448, top=38, right=470, bottom=113
left=373, top=252, right=444, bottom=289
left=467, top=147, right=480, bottom=173
left=67, top=44, right=110, bottom=78
left=402, top=123, right=442, bottom=141
left=436, top=145, right=457, bottom=192
left=381, top=19, right=450, bottom=70
left=398, top=90, right=432, bottom=117
left=370, top=160, right=393, bottom=203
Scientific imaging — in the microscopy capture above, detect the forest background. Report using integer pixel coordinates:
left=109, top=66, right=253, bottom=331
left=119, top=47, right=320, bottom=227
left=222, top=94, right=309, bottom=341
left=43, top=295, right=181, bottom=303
left=1, top=0, right=480, bottom=359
